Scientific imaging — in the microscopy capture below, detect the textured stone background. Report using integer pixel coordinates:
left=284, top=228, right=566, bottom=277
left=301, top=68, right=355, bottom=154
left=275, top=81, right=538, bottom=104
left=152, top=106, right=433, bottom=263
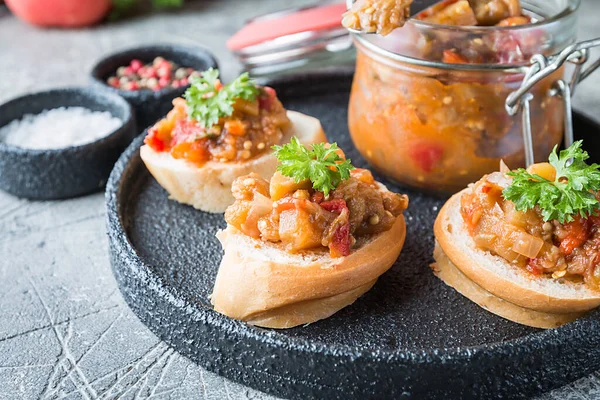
left=1, top=1, right=600, bottom=399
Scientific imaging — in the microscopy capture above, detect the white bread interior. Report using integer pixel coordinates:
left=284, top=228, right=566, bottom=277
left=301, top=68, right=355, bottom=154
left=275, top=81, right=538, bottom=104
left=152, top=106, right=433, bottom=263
left=432, top=243, right=584, bottom=329
left=211, top=214, right=406, bottom=329
left=140, top=110, right=327, bottom=213
left=434, top=189, right=600, bottom=317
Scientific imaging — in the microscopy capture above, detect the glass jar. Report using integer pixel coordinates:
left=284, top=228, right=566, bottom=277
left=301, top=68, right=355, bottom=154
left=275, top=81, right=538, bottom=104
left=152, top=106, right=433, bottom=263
left=348, top=0, right=580, bottom=194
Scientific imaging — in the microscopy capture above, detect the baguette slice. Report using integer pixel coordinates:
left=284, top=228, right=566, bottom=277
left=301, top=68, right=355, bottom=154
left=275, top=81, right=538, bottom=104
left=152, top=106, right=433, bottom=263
left=211, top=214, right=406, bottom=329
left=140, top=111, right=327, bottom=213
left=432, top=243, right=584, bottom=329
left=434, top=188, right=600, bottom=322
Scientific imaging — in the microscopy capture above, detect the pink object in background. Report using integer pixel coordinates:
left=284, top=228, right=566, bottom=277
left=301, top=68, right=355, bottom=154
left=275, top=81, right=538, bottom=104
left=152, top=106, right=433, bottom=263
left=5, top=0, right=111, bottom=28
left=227, top=3, right=347, bottom=51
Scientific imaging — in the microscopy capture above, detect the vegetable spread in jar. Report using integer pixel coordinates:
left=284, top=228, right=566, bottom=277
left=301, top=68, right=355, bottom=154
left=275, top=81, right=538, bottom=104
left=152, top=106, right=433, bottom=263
left=144, top=68, right=290, bottom=165
left=461, top=142, right=600, bottom=290
left=225, top=139, right=409, bottom=257
left=348, top=0, right=567, bottom=193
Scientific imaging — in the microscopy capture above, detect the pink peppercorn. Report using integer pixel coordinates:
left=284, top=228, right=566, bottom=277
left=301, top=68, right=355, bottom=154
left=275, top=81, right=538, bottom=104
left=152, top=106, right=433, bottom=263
left=130, top=59, right=143, bottom=72
left=106, top=57, right=199, bottom=91
left=157, top=66, right=171, bottom=79
left=158, top=77, right=170, bottom=88
left=107, top=77, right=120, bottom=88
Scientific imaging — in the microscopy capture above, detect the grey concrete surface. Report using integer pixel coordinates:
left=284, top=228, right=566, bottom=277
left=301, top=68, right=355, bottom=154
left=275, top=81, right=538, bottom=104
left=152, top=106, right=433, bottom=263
left=1, top=1, right=600, bottom=399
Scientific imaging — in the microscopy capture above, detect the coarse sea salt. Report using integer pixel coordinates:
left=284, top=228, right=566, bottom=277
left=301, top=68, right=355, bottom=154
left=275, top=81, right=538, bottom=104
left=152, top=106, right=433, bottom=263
left=0, top=107, right=122, bottom=150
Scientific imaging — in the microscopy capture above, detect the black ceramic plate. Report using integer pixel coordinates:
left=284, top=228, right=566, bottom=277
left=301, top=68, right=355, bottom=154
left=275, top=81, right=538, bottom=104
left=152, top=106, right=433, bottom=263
left=107, top=69, right=600, bottom=400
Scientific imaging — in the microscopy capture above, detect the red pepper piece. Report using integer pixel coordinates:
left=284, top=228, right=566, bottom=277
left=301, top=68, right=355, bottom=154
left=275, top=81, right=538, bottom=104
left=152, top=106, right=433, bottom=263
left=330, top=221, right=351, bottom=257
left=320, top=199, right=351, bottom=257
left=144, top=128, right=165, bottom=152
left=443, top=49, right=468, bottom=64
left=320, top=198, right=347, bottom=214
left=259, top=87, right=276, bottom=111
left=409, top=142, right=444, bottom=173
left=559, top=217, right=591, bottom=256
left=526, top=258, right=544, bottom=276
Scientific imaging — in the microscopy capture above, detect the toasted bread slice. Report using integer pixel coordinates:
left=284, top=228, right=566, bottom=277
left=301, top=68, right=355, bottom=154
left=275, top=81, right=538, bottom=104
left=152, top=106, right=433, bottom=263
left=140, top=111, right=327, bottom=213
left=432, top=243, right=584, bottom=329
left=434, top=189, right=600, bottom=319
left=211, top=214, right=406, bottom=329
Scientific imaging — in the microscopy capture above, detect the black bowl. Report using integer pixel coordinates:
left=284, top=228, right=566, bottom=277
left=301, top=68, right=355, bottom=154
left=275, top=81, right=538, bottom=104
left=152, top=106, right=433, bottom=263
left=89, top=44, right=218, bottom=130
left=0, top=87, right=135, bottom=200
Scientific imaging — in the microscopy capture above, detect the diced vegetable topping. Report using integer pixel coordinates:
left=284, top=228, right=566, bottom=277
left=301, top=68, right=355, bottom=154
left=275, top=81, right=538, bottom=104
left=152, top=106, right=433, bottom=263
left=225, top=158, right=408, bottom=258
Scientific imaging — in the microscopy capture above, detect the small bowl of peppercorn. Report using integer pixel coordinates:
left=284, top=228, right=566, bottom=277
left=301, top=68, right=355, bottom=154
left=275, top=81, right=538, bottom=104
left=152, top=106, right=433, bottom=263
left=90, top=43, right=219, bottom=131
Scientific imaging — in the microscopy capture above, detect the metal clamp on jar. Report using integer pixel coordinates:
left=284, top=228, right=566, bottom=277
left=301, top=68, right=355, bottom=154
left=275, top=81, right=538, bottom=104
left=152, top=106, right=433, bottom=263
left=346, top=0, right=595, bottom=194
left=506, top=37, right=600, bottom=166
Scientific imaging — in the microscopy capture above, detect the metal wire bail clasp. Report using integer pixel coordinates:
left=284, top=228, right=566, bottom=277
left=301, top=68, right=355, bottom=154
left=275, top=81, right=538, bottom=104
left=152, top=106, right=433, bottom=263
left=505, top=38, right=600, bottom=167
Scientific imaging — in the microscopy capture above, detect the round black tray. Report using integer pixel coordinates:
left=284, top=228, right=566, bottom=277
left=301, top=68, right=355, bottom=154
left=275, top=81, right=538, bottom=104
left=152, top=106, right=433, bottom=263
left=106, top=69, right=600, bottom=400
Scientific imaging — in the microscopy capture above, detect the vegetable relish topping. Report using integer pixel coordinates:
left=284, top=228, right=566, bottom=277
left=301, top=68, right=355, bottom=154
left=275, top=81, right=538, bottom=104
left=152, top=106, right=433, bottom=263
left=461, top=141, right=600, bottom=289
left=225, top=138, right=408, bottom=257
left=503, top=141, right=600, bottom=223
left=144, top=69, right=290, bottom=165
left=272, top=137, right=355, bottom=197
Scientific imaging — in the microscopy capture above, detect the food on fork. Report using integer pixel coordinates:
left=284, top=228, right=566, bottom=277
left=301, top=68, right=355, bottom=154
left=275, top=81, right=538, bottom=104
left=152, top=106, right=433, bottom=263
left=140, top=68, right=326, bottom=213
left=342, top=0, right=526, bottom=36
left=433, top=141, right=600, bottom=328
left=342, top=0, right=413, bottom=36
left=211, top=138, right=409, bottom=328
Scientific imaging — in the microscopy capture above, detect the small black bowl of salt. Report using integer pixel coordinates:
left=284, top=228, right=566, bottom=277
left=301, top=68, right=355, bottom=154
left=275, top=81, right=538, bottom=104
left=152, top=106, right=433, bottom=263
left=0, top=87, right=135, bottom=200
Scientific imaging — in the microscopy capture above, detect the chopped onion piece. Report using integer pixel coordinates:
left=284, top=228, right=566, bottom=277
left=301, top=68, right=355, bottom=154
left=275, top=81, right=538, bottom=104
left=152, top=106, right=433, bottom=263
left=492, top=202, right=504, bottom=217
left=250, top=192, right=273, bottom=216
left=512, top=231, right=544, bottom=259
left=487, top=171, right=511, bottom=188
left=499, top=159, right=510, bottom=174
left=242, top=192, right=273, bottom=236
left=495, top=245, right=522, bottom=263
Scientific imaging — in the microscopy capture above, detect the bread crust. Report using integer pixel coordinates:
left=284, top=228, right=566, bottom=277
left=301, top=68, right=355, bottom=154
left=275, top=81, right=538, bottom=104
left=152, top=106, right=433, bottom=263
left=432, top=243, right=584, bottom=329
left=434, top=189, right=600, bottom=315
left=211, top=215, right=406, bottom=328
left=140, top=111, right=327, bottom=213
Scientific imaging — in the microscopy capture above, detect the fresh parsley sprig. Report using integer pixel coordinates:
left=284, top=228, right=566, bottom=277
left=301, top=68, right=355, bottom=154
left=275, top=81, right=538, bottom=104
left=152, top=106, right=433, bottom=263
left=109, top=0, right=183, bottom=21
left=502, top=141, right=600, bottom=223
left=272, top=137, right=355, bottom=197
left=184, top=68, right=260, bottom=129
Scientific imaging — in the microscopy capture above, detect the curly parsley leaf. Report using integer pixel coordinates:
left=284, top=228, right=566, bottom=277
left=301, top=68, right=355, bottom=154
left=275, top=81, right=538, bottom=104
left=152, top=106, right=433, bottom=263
left=151, top=0, right=183, bottom=8
left=109, top=0, right=184, bottom=20
left=502, top=141, right=600, bottom=223
left=272, top=137, right=355, bottom=197
left=184, top=68, right=260, bottom=129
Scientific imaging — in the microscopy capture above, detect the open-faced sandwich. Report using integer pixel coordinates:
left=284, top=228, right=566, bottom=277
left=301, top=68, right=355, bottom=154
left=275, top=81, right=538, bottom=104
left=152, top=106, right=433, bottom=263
left=210, top=138, right=409, bottom=328
left=141, top=68, right=326, bottom=213
left=433, top=141, right=600, bottom=328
